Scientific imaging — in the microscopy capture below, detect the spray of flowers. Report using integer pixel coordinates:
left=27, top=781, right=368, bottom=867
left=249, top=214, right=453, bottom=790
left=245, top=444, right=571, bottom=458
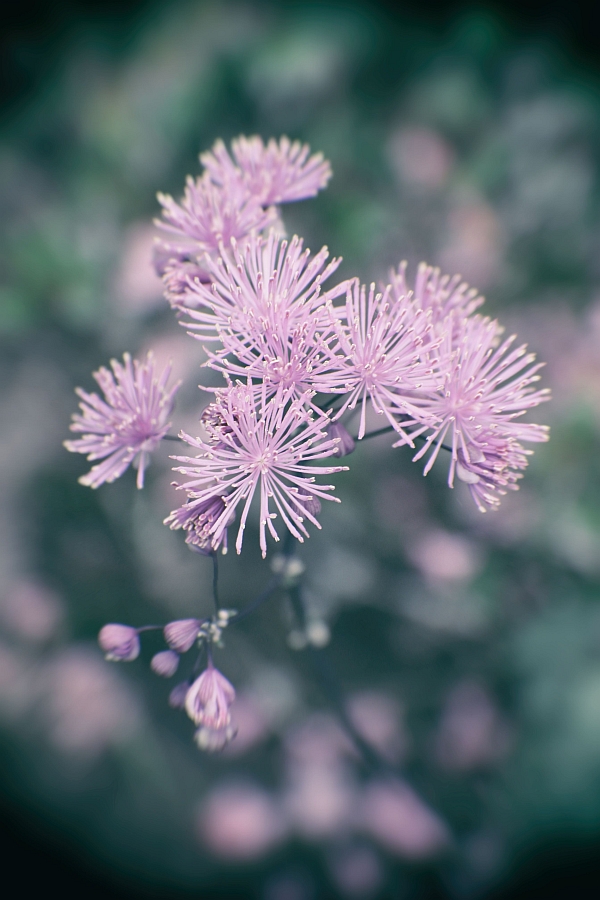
left=65, top=134, right=550, bottom=755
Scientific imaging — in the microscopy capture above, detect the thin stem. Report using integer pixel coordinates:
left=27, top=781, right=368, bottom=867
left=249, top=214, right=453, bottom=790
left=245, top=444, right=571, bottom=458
left=136, top=625, right=163, bottom=633
left=230, top=528, right=297, bottom=624
left=162, top=434, right=184, bottom=442
left=192, top=644, right=207, bottom=676
left=287, top=582, right=394, bottom=776
left=211, top=551, right=220, bottom=613
left=307, top=646, right=395, bottom=775
left=230, top=573, right=283, bottom=623
left=314, top=393, right=342, bottom=411
left=358, top=426, right=453, bottom=454
left=358, top=425, right=396, bottom=441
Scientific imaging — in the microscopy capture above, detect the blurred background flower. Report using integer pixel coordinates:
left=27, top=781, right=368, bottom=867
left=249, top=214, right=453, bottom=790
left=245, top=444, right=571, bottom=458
left=2, top=1, right=600, bottom=897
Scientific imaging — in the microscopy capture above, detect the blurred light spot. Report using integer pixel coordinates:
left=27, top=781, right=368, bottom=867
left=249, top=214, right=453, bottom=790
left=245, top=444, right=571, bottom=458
left=434, top=681, right=512, bottom=770
left=113, top=222, right=164, bottom=315
left=408, top=528, right=483, bottom=583
left=1, top=580, right=63, bottom=643
left=42, top=647, right=141, bottom=758
left=388, top=126, right=454, bottom=189
left=361, top=778, right=450, bottom=859
left=347, top=691, right=408, bottom=764
left=328, top=844, right=383, bottom=898
left=197, top=781, right=286, bottom=860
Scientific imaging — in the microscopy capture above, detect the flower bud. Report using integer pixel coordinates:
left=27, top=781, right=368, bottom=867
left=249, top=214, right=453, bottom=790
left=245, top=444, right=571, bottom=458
left=296, top=494, right=321, bottom=517
left=185, top=663, right=236, bottom=728
left=327, top=422, right=356, bottom=457
left=98, top=624, right=140, bottom=662
left=164, top=618, right=202, bottom=653
left=169, top=681, right=189, bottom=709
left=151, top=650, right=179, bottom=677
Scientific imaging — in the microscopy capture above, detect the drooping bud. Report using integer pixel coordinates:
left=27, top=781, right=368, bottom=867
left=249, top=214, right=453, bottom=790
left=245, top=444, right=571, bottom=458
left=98, top=624, right=140, bottom=662
left=164, top=618, right=203, bottom=653
left=327, top=421, right=356, bottom=457
left=169, top=681, right=190, bottom=709
left=151, top=650, right=179, bottom=677
left=185, top=663, right=236, bottom=729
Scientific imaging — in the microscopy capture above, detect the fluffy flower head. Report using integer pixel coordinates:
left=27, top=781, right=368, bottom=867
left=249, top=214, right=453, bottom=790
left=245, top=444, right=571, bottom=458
left=180, top=231, right=345, bottom=352
left=170, top=384, right=347, bottom=557
left=156, top=172, right=276, bottom=255
left=409, top=314, right=550, bottom=509
left=201, top=135, right=332, bottom=205
left=65, top=352, right=180, bottom=489
left=390, top=261, right=485, bottom=334
left=315, top=280, right=440, bottom=440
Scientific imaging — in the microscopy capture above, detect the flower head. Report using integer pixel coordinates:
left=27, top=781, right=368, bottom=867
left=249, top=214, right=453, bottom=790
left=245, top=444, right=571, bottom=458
left=98, top=624, right=140, bottom=662
left=156, top=172, right=276, bottom=256
left=170, top=385, right=347, bottom=557
left=185, top=662, right=236, bottom=729
left=408, top=314, right=550, bottom=509
left=389, top=261, right=485, bottom=335
left=65, top=352, right=180, bottom=489
left=314, top=280, right=440, bottom=440
left=179, top=231, right=345, bottom=353
left=201, top=135, right=332, bottom=206
left=164, top=494, right=234, bottom=554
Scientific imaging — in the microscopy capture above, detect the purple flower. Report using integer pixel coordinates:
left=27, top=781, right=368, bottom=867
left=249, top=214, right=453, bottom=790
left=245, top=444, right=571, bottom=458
left=194, top=722, right=237, bottom=752
left=164, top=494, right=234, bottom=555
left=315, top=280, right=439, bottom=440
left=201, top=135, right=332, bottom=205
left=64, top=352, right=180, bottom=489
left=150, top=650, right=179, bottom=677
left=163, top=618, right=203, bottom=653
left=326, top=422, right=355, bottom=457
left=185, top=662, right=236, bottom=729
left=389, top=261, right=485, bottom=334
left=170, top=385, right=348, bottom=557
left=156, top=172, right=276, bottom=256
left=98, top=624, right=140, bottom=662
left=169, top=681, right=190, bottom=709
left=409, top=315, right=550, bottom=509
left=180, top=231, right=346, bottom=356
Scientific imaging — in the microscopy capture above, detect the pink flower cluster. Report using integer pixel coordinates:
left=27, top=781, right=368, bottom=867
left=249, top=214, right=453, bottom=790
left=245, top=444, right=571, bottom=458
left=66, top=134, right=550, bottom=550
left=67, top=136, right=551, bottom=755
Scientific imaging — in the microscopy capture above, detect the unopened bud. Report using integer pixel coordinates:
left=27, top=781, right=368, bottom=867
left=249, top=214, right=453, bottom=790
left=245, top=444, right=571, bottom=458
left=327, top=422, right=356, bottom=457
left=98, top=624, right=140, bottom=662
left=151, top=650, right=179, bottom=677
left=164, top=618, right=203, bottom=653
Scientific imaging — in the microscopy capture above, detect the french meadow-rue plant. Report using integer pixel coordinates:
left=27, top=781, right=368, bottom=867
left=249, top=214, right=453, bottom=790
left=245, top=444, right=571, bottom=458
left=65, top=135, right=550, bottom=756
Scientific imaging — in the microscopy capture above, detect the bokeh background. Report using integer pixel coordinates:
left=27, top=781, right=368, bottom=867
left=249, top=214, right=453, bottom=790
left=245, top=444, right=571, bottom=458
left=2, top=1, right=600, bottom=897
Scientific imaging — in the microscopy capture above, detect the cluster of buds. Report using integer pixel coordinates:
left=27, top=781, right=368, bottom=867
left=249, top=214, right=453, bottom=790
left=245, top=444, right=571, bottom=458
left=98, top=609, right=238, bottom=751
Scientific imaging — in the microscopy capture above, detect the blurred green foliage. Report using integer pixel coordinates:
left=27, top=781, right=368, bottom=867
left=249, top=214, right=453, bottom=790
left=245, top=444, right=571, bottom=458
left=2, top=2, right=600, bottom=897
